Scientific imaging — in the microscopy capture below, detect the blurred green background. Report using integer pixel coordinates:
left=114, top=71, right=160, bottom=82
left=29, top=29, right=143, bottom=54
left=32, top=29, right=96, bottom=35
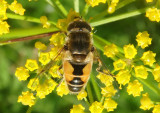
left=0, top=0, right=160, bottom=113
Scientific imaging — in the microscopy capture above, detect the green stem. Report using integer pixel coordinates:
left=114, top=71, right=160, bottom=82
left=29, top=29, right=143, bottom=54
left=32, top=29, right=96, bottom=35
left=74, top=0, right=79, bottom=13
left=46, top=0, right=67, bottom=18
left=84, top=97, right=90, bottom=106
left=87, top=81, right=94, bottom=103
left=90, top=7, right=147, bottom=27
left=6, top=13, right=57, bottom=26
left=26, top=107, right=32, bottom=113
left=81, top=4, right=90, bottom=17
left=90, top=73, right=101, bottom=101
left=91, top=0, right=136, bottom=21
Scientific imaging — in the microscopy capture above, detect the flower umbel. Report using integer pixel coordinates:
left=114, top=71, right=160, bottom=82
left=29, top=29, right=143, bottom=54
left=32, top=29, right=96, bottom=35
left=104, top=44, right=118, bottom=58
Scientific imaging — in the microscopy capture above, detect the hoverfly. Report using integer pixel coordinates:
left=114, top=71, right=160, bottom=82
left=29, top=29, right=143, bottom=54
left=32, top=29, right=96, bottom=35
left=1, top=14, right=113, bottom=94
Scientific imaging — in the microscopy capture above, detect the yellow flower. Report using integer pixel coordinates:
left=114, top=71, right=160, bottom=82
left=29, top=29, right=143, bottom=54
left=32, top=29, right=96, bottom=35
left=146, top=8, right=160, bottom=22
left=101, top=85, right=117, bottom=97
left=146, top=0, right=153, bottom=2
left=113, top=59, right=126, bottom=71
left=97, top=73, right=114, bottom=86
left=127, top=80, right=143, bottom=97
left=136, top=31, right=152, bottom=49
left=77, top=91, right=87, bottom=100
left=0, top=0, right=8, bottom=20
left=104, top=98, right=118, bottom=112
left=49, top=65, right=61, bottom=78
left=85, top=0, right=107, bottom=7
left=152, top=104, right=160, bottom=113
left=123, top=44, right=137, bottom=59
left=134, top=65, right=148, bottom=79
left=27, top=78, right=39, bottom=91
left=49, top=32, right=65, bottom=47
left=104, top=44, right=118, bottom=58
left=0, top=20, right=10, bottom=35
left=36, top=79, right=57, bottom=99
left=25, top=59, right=39, bottom=71
left=140, top=93, right=154, bottom=110
left=70, top=104, right=85, bottom=113
left=9, top=0, right=25, bottom=15
left=35, top=41, right=47, bottom=50
left=56, top=81, right=69, bottom=97
left=15, top=67, right=30, bottom=81
left=116, top=70, right=131, bottom=86
left=141, top=51, right=156, bottom=66
left=152, top=65, right=160, bottom=82
left=40, top=16, right=50, bottom=28
left=89, top=101, right=104, bottom=113
left=18, top=91, right=35, bottom=107
left=39, top=52, right=51, bottom=65
left=112, top=0, right=119, bottom=4
left=108, top=3, right=116, bottom=14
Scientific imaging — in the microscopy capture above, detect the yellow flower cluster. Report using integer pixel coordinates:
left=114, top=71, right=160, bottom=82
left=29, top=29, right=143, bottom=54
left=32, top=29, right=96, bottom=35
left=0, top=0, right=25, bottom=35
left=70, top=104, right=85, bottom=113
left=146, top=8, right=160, bottom=22
left=103, top=30, right=160, bottom=112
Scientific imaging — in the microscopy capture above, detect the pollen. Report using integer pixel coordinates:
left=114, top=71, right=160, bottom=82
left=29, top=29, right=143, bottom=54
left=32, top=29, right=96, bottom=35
left=127, top=80, right=143, bottom=97
left=152, top=104, right=160, bottom=113
left=134, top=65, right=148, bottom=79
left=101, top=85, right=117, bottom=97
left=146, top=8, right=160, bottom=22
left=35, top=41, right=47, bottom=50
left=97, top=73, right=114, bottom=87
left=116, top=70, right=131, bottom=86
left=9, top=0, right=25, bottom=15
left=152, top=65, right=160, bottom=82
left=40, top=16, right=50, bottom=28
left=113, top=59, right=126, bottom=71
left=39, top=52, right=51, bottom=65
left=70, top=104, right=85, bottom=113
left=25, top=59, right=39, bottom=71
left=0, top=20, right=10, bottom=35
left=27, top=78, right=39, bottom=91
left=49, top=32, right=65, bottom=47
left=89, top=101, right=104, bottom=113
left=140, top=93, right=154, bottom=110
left=140, top=51, right=156, bottom=66
left=123, top=44, right=137, bottom=59
left=56, top=81, right=69, bottom=97
left=77, top=91, right=87, bottom=100
left=15, top=67, right=30, bottom=81
left=85, top=0, right=107, bottom=7
left=18, top=91, right=35, bottom=107
left=104, top=98, right=118, bottom=112
left=49, top=65, right=61, bottom=78
left=104, top=44, right=119, bottom=58
left=136, top=31, right=152, bottom=49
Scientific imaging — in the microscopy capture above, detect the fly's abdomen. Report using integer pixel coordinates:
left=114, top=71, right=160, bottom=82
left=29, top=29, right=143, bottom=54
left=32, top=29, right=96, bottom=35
left=63, top=60, right=92, bottom=93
